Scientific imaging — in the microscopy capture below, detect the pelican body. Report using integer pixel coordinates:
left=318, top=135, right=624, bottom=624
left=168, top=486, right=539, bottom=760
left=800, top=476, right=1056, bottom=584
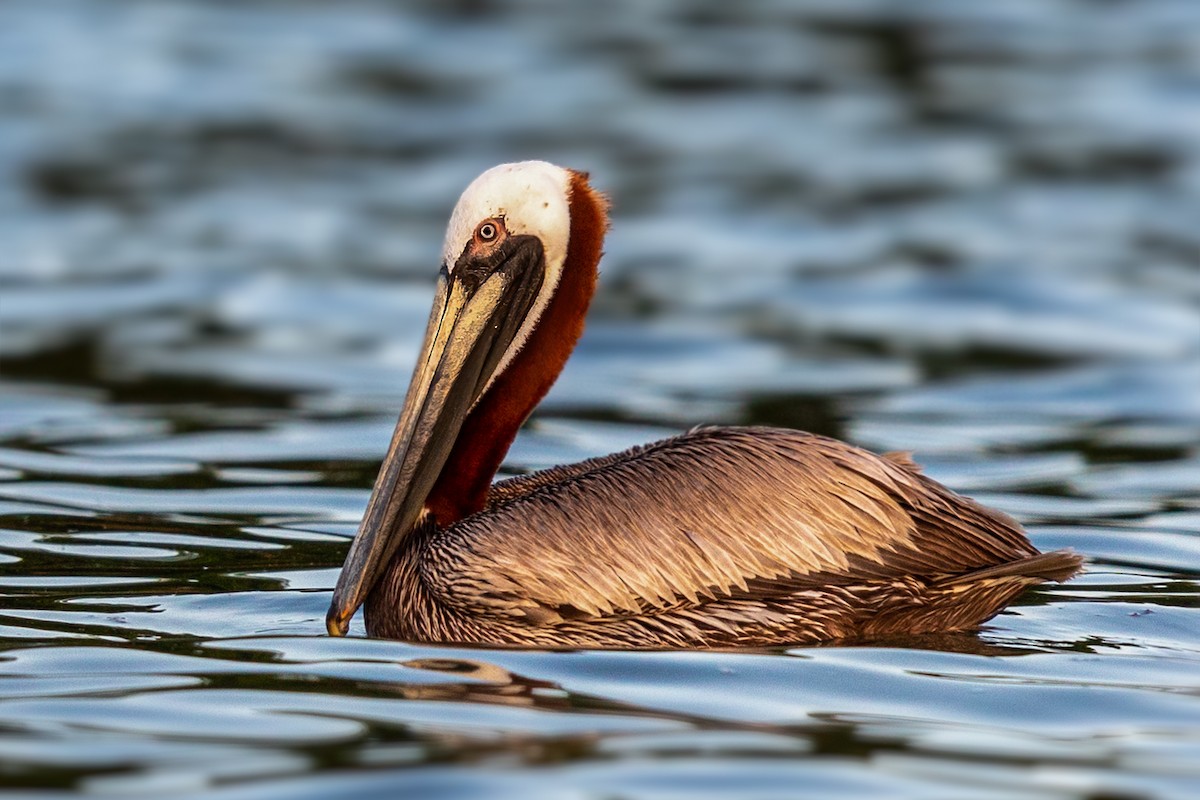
left=326, top=161, right=1081, bottom=648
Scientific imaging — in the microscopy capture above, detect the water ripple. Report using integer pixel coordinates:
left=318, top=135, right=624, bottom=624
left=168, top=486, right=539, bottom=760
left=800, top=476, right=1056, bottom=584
left=1, top=0, right=1199, bottom=797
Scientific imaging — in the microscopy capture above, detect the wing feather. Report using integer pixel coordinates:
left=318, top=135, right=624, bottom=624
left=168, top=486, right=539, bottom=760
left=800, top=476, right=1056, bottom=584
left=424, top=426, right=1037, bottom=622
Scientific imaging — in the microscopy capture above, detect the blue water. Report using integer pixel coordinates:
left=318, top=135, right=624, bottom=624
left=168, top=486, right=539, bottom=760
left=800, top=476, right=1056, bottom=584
left=1, top=1, right=1199, bottom=797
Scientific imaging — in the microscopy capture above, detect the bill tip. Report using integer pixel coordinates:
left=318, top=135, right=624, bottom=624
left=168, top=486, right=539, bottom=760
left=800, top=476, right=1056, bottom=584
left=325, top=607, right=350, bottom=637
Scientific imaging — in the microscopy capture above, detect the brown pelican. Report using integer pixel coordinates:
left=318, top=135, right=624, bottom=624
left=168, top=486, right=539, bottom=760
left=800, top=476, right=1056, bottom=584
left=326, top=161, right=1081, bottom=647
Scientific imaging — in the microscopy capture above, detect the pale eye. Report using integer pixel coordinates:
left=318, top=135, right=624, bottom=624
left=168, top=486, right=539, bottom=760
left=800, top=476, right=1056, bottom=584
left=474, top=218, right=504, bottom=244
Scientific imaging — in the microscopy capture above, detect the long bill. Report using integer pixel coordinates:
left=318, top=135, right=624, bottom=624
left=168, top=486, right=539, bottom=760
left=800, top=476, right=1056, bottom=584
left=326, top=240, right=545, bottom=635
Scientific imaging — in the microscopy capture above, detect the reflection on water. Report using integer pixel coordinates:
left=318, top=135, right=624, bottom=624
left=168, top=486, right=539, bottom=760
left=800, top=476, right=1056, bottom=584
left=1, top=0, right=1199, bottom=797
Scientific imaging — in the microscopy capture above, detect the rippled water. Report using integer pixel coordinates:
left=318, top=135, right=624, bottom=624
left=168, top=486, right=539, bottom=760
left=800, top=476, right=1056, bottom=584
left=2, top=1, right=1199, bottom=797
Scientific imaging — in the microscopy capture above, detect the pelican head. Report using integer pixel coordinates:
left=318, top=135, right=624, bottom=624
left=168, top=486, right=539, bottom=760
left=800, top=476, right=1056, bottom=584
left=327, top=161, right=607, bottom=635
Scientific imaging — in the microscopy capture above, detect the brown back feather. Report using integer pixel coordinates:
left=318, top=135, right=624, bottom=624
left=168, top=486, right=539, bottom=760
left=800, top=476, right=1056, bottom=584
left=422, top=426, right=1058, bottom=622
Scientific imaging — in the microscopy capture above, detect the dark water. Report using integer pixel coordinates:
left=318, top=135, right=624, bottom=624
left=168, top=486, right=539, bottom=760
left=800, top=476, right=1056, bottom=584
left=2, top=1, right=1199, bottom=797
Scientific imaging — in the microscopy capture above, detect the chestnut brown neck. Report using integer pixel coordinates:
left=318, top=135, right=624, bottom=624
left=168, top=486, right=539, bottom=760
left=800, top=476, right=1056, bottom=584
left=425, top=171, right=608, bottom=525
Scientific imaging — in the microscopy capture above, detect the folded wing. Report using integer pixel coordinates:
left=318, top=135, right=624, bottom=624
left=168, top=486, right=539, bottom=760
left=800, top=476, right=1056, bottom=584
left=422, top=426, right=1042, bottom=623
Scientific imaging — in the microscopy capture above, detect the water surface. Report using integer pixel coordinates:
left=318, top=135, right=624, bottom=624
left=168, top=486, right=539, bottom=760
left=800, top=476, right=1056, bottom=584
left=1, top=1, right=1199, bottom=797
